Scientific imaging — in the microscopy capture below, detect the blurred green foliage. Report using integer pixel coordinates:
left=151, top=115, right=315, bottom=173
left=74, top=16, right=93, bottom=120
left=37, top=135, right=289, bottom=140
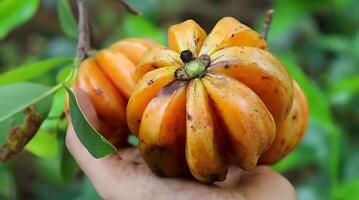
left=0, top=0, right=358, bottom=199
left=0, top=0, right=39, bottom=39
left=57, top=0, right=78, bottom=39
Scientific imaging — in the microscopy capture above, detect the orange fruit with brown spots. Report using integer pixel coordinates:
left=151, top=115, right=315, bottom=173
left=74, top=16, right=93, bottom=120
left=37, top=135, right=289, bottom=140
left=66, top=38, right=158, bottom=147
left=126, top=17, right=308, bottom=183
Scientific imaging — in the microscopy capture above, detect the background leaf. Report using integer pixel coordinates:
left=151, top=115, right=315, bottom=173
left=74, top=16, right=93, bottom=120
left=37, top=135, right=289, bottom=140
left=64, top=86, right=116, bottom=158
left=25, top=88, right=67, bottom=159
left=330, top=75, right=359, bottom=105
left=334, top=177, right=359, bottom=199
left=56, top=64, right=73, bottom=84
left=0, top=83, right=56, bottom=123
left=273, top=145, right=316, bottom=172
left=0, top=0, right=39, bottom=39
left=313, top=35, right=349, bottom=53
left=60, top=145, right=79, bottom=181
left=275, top=52, right=333, bottom=127
left=0, top=57, right=73, bottom=86
left=25, top=128, right=59, bottom=158
left=0, top=83, right=57, bottom=146
left=275, top=52, right=341, bottom=190
left=57, top=0, right=78, bottom=39
left=0, top=164, right=15, bottom=199
left=119, top=14, right=165, bottom=44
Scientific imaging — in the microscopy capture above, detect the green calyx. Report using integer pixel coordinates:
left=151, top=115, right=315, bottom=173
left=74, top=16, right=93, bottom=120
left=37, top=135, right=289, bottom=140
left=175, top=51, right=210, bottom=81
left=184, top=60, right=206, bottom=79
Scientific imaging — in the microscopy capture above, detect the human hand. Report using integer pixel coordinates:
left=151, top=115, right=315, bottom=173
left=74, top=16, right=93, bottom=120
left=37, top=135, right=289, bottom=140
left=66, top=88, right=296, bottom=200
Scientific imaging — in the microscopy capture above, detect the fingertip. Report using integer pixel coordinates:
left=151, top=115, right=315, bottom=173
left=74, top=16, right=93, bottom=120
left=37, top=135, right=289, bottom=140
left=65, top=123, right=75, bottom=152
left=264, top=169, right=296, bottom=200
left=65, top=123, right=96, bottom=165
left=238, top=165, right=297, bottom=200
left=252, top=165, right=274, bottom=174
left=65, top=123, right=141, bottom=177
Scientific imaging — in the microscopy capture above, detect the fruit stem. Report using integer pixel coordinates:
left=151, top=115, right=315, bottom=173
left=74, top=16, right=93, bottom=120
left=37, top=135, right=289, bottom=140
left=262, top=9, right=274, bottom=40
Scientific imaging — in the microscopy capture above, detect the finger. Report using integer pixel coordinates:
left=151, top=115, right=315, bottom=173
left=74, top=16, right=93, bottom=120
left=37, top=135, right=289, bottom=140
left=65, top=88, right=144, bottom=197
left=67, top=88, right=295, bottom=200
left=66, top=120, right=142, bottom=174
left=117, top=147, right=145, bottom=164
left=66, top=87, right=143, bottom=166
left=240, top=166, right=296, bottom=200
left=65, top=86, right=110, bottom=173
left=67, top=122, right=209, bottom=200
left=215, top=167, right=243, bottom=188
left=217, top=166, right=296, bottom=200
left=66, top=123, right=104, bottom=173
left=66, top=123, right=150, bottom=199
left=65, top=87, right=105, bottom=173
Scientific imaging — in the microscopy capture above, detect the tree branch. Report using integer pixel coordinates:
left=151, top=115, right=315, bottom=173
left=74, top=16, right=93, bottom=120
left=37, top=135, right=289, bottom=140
left=119, top=0, right=141, bottom=15
left=75, top=0, right=91, bottom=63
left=262, top=9, right=274, bottom=41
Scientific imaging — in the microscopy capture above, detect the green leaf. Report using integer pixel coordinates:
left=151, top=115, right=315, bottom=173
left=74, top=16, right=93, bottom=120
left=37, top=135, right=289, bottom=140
left=313, top=35, right=350, bottom=53
left=273, top=120, right=330, bottom=172
left=353, top=29, right=359, bottom=59
left=330, top=75, right=359, bottom=105
left=0, top=164, right=15, bottom=199
left=56, top=64, right=73, bottom=84
left=64, top=86, right=117, bottom=158
left=273, top=145, right=316, bottom=172
left=60, top=144, right=79, bottom=181
left=25, top=129, right=59, bottom=158
left=59, top=124, right=80, bottom=182
left=333, top=0, right=352, bottom=8
left=57, top=0, right=78, bottom=39
left=270, top=0, right=305, bottom=38
left=25, top=89, right=66, bottom=158
left=121, top=14, right=165, bottom=45
left=0, top=83, right=56, bottom=162
left=297, top=182, right=326, bottom=200
left=265, top=0, right=330, bottom=49
left=325, top=55, right=358, bottom=84
left=31, top=133, right=75, bottom=185
left=34, top=151, right=63, bottom=184
left=0, top=0, right=39, bottom=39
left=275, top=52, right=341, bottom=191
left=77, top=177, right=101, bottom=200
left=334, top=177, right=359, bottom=200
left=47, top=89, right=66, bottom=119
left=0, top=57, right=73, bottom=86
left=0, top=83, right=60, bottom=124
left=0, top=83, right=58, bottom=146
left=275, top=53, right=333, bottom=127
left=343, top=150, right=359, bottom=181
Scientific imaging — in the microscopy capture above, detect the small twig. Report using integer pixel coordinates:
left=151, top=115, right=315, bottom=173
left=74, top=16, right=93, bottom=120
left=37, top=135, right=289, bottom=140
left=262, top=9, right=274, bottom=41
left=65, top=0, right=91, bottom=85
left=119, top=0, right=142, bottom=15
left=75, top=0, right=91, bottom=63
